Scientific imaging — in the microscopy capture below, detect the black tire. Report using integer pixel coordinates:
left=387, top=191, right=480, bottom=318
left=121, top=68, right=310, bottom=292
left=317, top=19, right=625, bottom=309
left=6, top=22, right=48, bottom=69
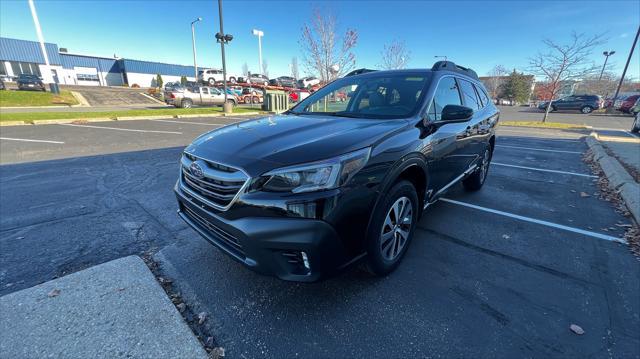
left=580, top=106, right=593, bottom=114
left=365, top=180, right=418, bottom=276
left=463, top=146, right=492, bottom=191
left=181, top=99, right=193, bottom=109
left=632, top=114, right=640, bottom=133
left=208, top=78, right=215, bottom=86
left=229, top=77, right=236, bottom=84
left=225, top=99, right=235, bottom=107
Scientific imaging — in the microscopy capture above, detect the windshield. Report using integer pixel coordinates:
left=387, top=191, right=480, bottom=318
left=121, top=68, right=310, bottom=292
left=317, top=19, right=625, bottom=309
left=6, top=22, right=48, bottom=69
left=290, top=72, right=431, bottom=119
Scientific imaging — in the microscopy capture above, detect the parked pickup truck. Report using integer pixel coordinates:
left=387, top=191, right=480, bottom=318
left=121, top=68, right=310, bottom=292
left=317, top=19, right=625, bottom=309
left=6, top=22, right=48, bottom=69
left=165, top=86, right=237, bottom=108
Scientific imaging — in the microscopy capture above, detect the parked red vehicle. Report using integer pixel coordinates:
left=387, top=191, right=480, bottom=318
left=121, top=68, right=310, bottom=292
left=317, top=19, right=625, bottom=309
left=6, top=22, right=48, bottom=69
left=614, top=94, right=640, bottom=114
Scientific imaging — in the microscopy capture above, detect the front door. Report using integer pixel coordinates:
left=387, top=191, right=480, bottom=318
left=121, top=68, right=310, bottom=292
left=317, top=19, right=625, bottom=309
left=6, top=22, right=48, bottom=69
left=423, top=76, right=470, bottom=192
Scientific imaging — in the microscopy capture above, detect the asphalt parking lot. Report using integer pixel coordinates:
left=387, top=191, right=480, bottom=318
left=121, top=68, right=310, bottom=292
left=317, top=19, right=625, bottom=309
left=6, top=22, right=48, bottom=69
left=1, top=116, right=638, bottom=357
left=497, top=105, right=635, bottom=131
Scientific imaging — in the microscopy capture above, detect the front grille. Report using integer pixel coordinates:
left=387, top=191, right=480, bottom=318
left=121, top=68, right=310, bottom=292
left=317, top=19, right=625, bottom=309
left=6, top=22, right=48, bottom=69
left=180, top=153, right=249, bottom=210
left=182, top=205, right=245, bottom=257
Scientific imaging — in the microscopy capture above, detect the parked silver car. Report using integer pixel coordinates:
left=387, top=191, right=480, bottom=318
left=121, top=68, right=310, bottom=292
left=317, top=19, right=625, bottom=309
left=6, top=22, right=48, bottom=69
left=165, top=86, right=237, bottom=108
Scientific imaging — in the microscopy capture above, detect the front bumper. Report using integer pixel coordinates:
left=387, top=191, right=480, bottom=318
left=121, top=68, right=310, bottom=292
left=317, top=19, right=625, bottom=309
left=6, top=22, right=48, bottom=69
left=175, top=183, right=349, bottom=282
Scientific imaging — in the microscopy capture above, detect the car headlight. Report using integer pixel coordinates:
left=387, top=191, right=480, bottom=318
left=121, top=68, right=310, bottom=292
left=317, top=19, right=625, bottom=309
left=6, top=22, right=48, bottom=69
left=259, top=147, right=371, bottom=193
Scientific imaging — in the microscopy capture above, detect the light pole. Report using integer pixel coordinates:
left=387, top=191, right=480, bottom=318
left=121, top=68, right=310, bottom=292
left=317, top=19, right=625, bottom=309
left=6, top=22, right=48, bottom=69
left=191, top=17, right=202, bottom=83
left=28, top=0, right=57, bottom=93
left=599, top=51, right=615, bottom=80
left=252, top=29, right=264, bottom=74
left=215, top=0, right=234, bottom=113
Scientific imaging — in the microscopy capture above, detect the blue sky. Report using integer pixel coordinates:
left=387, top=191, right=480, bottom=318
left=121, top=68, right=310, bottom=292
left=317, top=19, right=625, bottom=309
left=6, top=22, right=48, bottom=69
left=1, top=0, right=638, bottom=79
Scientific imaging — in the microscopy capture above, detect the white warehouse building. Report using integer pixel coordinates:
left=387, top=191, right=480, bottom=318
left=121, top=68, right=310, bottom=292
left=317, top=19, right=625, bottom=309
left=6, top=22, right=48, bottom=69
left=0, top=37, right=205, bottom=88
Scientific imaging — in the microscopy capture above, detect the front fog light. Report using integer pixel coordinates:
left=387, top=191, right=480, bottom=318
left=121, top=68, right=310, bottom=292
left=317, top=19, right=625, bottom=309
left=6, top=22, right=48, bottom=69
left=301, top=252, right=310, bottom=271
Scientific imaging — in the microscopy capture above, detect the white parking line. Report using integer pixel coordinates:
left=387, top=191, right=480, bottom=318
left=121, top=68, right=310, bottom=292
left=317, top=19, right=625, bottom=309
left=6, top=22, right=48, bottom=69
left=440, top=198, right=624, bottom=243
left=59, top=123, right=182, bottom=134
left=0, top=137, right=65, bottom=144
left=149, top=119, right=226, bottom=126
left=492, top=162, right=597, bottom=178
left=496, top=144, right=582, bottom=154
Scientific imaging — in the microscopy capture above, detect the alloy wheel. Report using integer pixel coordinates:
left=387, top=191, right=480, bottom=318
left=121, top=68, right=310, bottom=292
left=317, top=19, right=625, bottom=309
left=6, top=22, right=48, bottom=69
left=380, top=196, right=413, bottom=261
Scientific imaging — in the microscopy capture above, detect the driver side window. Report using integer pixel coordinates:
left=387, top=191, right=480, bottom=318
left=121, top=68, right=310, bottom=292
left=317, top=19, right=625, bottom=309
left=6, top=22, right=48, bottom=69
left=428, top=77, right=462, bottom=122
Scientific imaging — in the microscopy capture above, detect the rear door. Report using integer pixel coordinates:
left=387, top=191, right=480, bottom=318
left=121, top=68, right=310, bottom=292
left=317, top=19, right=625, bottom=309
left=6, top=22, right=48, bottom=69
left=456, top=78, right=484, bottom=169
left=424, top=76, right=469, bottom=190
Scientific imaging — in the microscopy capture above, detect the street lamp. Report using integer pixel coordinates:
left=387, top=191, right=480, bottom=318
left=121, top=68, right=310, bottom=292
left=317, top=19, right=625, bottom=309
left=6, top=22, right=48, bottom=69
left=215, top=0, right=234, bottom=113
left=191, top=17, right=202, bottom=83
left=252, top=29, right=264, bottom=74
left=28, top=0, right=58, bottom=93
left=599, top=50, right=615, bottom=80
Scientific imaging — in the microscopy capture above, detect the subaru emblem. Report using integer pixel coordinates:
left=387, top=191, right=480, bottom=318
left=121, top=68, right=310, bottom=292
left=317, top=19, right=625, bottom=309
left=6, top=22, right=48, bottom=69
left=189, top=162, right=204, bottom=178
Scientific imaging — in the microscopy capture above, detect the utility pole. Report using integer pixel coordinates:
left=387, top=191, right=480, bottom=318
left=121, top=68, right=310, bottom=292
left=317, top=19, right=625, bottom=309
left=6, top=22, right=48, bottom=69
left=28, top=0, right=57, bottom=93
left=599, top=50, right=615, bottom=80
left=611, top=26, right=639, bottom=107
left=191, top=17, right=202, bottom=83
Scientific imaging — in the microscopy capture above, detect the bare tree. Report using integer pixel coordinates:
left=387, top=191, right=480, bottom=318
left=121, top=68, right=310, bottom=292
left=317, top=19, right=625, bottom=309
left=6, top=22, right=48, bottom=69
left=484, top=65, right=508, bottom=99
left=242, top=62, right=249, bottom=77
left=262, top=59, right=269, bottom=78
left=529, top=32, right=605, bottom=122
left=379, top=39, right=410, bottom=70
left=291, top=57, right=300, bottom=79
left=300, top=8, right=358, bottom=82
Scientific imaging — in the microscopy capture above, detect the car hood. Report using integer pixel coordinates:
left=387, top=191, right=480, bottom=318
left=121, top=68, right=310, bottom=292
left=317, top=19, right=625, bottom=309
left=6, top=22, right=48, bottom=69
left=185, top=114, right=407, bottom=176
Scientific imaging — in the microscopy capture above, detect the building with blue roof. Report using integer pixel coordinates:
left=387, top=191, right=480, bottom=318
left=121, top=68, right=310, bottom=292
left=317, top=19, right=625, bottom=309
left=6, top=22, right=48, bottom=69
left=0, top=37, right=210, bottom=87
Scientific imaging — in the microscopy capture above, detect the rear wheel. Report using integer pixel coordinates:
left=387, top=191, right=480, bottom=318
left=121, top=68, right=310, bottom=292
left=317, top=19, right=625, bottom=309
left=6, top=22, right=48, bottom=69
left=581, top=105, right=593, bottom=114
left=208, top=78, right=215, bottom=86
left=229, top=77, right=236, bottom=84
left=463, top=146, right=491, bottom=191
left=181, top=99, right=193, bottom=109
left=365, top=180, right=418, bottom=276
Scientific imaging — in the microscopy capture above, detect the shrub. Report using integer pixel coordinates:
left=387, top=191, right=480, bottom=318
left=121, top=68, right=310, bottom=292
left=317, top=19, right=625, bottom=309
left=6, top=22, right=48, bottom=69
left=131, top=83, right=140, bottom=88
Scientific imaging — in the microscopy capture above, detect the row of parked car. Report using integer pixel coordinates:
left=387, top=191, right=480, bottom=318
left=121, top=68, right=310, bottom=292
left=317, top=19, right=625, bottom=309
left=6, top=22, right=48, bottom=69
left=197, top=68, right=321, bottom=89
left=537, top=93, right=640, bottom=115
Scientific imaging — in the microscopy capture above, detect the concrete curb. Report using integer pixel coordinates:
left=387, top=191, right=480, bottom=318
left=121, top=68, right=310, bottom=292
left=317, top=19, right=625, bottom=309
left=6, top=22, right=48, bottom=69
left=140, top=92, right=167, bottom=105
left=0, top=111, right=263, bottom=126
left=70, top=91, right=91, bottom=107
left=586, top=133, right=640, bottom=225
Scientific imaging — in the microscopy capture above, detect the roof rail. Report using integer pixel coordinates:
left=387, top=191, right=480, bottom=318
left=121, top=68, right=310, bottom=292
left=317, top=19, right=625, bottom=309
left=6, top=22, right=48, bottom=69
left=431, top=61, right=478, bottom=80
left=345, top=68, right=378, bottom=77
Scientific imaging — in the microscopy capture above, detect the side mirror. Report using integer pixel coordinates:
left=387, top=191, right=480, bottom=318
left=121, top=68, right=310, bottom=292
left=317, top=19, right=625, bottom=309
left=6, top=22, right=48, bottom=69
left=440, top=104, right=473, bottom=123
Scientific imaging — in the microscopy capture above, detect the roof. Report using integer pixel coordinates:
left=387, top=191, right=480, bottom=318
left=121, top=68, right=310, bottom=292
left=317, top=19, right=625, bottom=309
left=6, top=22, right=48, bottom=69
left=0, top=37, right=62, bottom=65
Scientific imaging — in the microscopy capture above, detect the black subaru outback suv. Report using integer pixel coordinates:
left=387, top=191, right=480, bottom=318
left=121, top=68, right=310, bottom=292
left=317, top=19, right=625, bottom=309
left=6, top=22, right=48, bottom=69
left=175, top=61, right=499, bottom=281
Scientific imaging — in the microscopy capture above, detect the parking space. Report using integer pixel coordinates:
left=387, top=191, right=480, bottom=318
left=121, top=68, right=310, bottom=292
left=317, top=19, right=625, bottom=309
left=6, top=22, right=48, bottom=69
left=0, top=119, right=638, bottom=357
left=0, top=116, right=256, bottom=163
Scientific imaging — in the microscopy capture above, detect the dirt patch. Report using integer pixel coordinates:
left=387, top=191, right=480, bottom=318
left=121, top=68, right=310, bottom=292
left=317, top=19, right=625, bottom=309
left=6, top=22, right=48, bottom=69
left=141, top=252, right=224, bottom=358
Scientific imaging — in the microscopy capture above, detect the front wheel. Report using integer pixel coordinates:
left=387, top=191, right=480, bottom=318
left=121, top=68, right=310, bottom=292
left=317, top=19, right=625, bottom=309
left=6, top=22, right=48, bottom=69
left=581, top=106, right=593, bottom=114
left=229, top=77, right=236, bottom=84
left=181, top=99, right=193, bottom=109
left=208, top=78, right=215, bottom=86
left=365, top=180, right=418, bottom=276
left=463, top=146, right=491, bottom=191
left=632, top=114, right=640, bottom=133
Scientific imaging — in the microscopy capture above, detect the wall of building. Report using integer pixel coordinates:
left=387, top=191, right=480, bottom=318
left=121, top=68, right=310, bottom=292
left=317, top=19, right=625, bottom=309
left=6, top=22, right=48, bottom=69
left=125, top=72, right=194, bottom=88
